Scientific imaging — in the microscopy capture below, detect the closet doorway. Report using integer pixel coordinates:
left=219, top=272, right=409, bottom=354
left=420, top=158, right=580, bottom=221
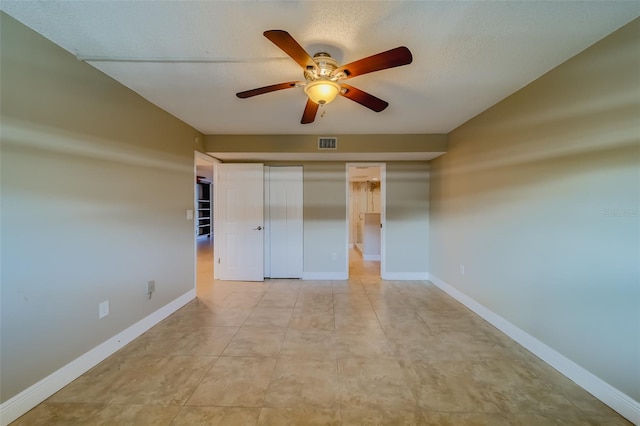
left=347, top=163, right=386, bottom=277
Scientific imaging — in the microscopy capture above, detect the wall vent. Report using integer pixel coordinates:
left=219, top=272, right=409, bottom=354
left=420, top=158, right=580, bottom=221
left=318, top=137, right=337, bottom=150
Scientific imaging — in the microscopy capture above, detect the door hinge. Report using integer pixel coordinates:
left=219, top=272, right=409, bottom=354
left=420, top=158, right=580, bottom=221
left=218, top=258, right=221, bottom=264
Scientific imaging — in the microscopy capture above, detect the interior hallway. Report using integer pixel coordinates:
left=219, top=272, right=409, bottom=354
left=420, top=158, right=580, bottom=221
left=197, top=236, right=214, bottom=294
left=12, top=247, right=630, bottom=424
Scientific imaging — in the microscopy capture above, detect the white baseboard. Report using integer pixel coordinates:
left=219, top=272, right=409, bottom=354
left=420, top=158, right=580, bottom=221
left=382, top=272, right=429, bottom=280
left=428, top=274, right=640, bottom=425
left=0, top=289, right=196, bottom=426
left=363, top=254, right=381, bottom=261
left=303, top=272, right=348, bottom=280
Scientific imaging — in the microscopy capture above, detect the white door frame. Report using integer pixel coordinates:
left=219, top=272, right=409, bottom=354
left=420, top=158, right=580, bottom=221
left=345, top=163, right=386, bottom=278
left=194, top=151, right=219, bottom=288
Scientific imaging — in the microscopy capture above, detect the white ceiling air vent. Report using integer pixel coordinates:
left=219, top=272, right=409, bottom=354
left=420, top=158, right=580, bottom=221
left=318, top=137, right=337, bottom=150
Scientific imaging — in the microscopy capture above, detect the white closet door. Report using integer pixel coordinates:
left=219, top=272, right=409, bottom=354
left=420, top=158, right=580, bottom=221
left=268, top=166, right=303, bottom=278
left=217, top=163, right=264, bottom=281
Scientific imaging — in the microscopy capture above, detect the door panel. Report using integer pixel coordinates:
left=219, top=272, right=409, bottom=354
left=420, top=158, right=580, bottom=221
left=268, top=166, right=303, bottom=278
left=217, top=163, right=264, bottom=281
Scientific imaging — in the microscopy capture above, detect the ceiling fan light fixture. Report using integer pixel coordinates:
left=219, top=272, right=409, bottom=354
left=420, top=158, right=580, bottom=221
left=238, top=30, right=413, bottom=123
left=304, top=79, right=341, bottom=105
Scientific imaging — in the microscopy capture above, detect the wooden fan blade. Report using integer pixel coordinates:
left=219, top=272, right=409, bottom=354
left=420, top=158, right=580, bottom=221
left=301, top=98, right=319, bottom=124
left=264, top=30, right=318, bottom=70
left=340, top=84, right=388, bottom=112
left=334, top=46, right=412, bottom=79
left=236, top=82, right=298, bottom=98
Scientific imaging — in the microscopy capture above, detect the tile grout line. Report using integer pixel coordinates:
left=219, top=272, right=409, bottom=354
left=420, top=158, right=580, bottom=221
left=179, top=279, right=268, bottom=412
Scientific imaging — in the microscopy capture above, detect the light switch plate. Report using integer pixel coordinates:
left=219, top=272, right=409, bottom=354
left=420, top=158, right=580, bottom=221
left=99, top=300, right=109, bottom=319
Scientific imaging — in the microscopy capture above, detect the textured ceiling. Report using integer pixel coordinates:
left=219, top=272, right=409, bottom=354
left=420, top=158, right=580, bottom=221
left=1, top=1, right=638, bottom=136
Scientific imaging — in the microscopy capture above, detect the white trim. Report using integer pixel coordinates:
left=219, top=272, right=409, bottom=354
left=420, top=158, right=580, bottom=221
left=213, top=161, right=219, bottom=279
left=363, top=254, right=381, bottom=261
left=263, top=166, right=271, bottom=279
left=303, top=272, right=348, bottom=280
left=344, top=167, right=350, bottom=278
left=382, top=272, right=430, bottom=280
left=380, top=165, right=387, bottom=278
left=428, top=274, right=640, bottom=425
left=0, top=290, right=195, bottom=426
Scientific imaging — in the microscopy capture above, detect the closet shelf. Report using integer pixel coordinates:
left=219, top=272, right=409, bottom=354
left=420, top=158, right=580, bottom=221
left=196, top=180, right=212, bottom=238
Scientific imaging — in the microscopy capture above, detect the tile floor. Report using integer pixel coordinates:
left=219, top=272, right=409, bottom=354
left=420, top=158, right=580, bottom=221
left=12, top=239, right=630, bottom=425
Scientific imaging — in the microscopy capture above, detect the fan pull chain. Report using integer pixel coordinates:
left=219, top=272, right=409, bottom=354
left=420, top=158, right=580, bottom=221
left=320, top=104, right=326, bottom=118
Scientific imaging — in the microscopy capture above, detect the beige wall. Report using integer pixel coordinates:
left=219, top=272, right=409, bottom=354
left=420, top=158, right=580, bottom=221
left=0, top=13, right=202, bottom=402
left=386, top=162, right=430, bottom=275
left=430, top=18, right=640, bottom=400
left=303, top=163, right=348, bottom=274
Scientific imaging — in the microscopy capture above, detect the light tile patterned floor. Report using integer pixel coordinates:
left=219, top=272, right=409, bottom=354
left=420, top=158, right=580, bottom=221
left=12, top=240, right=630, bottom=425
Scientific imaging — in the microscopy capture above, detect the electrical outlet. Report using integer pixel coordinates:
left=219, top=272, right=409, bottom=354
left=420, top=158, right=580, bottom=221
left=147, top=280, right=155, bottom=298
left=99, top=300, right=109, bottom=319
left=331, top=252, right=337, bottom=261
left=460, top=264, right=465, bottom=275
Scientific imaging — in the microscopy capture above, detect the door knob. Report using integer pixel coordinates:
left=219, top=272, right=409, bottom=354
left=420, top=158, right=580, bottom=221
left=254, top=226, right=263, bottom=230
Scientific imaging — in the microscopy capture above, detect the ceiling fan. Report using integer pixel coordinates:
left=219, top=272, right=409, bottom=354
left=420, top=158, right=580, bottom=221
left=236, top=30, right=413, bottom=124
